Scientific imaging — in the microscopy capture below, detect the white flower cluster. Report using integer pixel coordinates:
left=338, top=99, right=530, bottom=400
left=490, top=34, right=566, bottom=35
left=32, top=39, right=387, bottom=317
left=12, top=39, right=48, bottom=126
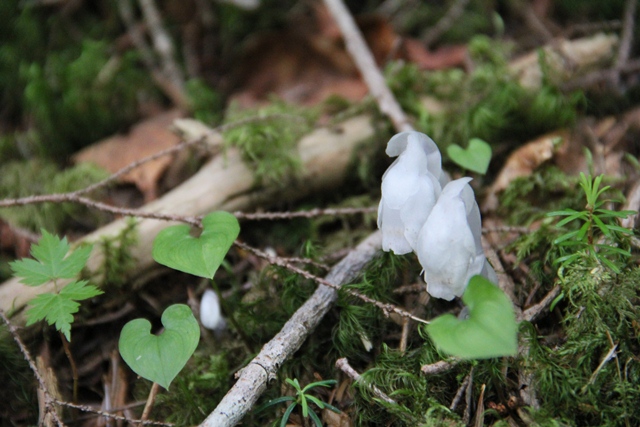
left=377, top=131, right=497, bottom=300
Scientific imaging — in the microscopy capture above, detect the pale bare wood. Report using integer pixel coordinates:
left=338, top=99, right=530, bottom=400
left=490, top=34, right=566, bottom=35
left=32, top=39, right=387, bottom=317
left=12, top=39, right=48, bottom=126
left=0, top=114, right=374, bottom=318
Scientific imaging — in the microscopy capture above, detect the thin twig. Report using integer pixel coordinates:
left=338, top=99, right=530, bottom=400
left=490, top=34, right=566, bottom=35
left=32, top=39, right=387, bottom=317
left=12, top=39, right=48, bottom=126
left=141, top=382, right=160, bottom=422
left=421, top=358, right=461, bottom=375
left=449, top=369, right=471, bottom=411
left=233, top=206, right=376, bottom=221
left=521, top=284, right=561, bottom=322
left=323, top=0, right=412, bottom=132
left=53, top=399, right=174, bottom=426
left=616, top=0, right=637, bottom=70
left=422, top=0, right=471, bottom=47
left=0, top=309, right=66, bottom=427
left=235, top=240, right=428, bottom=324
left=117, top=0, right=189, bottom=108
left=137, top=0, right=185, bottom=92
left=335, top=357, right=397, bottom=405
left=60, top=332, right=79, bottom=404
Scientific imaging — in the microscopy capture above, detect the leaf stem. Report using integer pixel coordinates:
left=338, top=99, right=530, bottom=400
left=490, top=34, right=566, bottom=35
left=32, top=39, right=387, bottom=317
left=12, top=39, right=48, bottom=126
left=141, top=382, right=160, bottom=422
left=59, top=331, right=79, bottom=406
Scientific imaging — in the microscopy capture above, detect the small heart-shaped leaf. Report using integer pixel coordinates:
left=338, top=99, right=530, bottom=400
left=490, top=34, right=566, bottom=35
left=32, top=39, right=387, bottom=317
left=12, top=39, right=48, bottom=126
left=447, top=138, right=492, bottom=174
left=152, top=211, right=240, bottom=278
left=119, top=304, right=200, bottom=389
left=427, top=275, right=517, bottom=359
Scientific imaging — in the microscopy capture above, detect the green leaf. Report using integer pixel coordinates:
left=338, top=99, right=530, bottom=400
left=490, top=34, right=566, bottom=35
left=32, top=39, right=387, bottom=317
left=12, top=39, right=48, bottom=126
left=427, top=275, right=518, bottom=359
left=446, top=138, right=492, bottom=174
left=152, top=211, right=240, bottom=279
left=308, top=409, right=323, bottom=427
left=60, top=280, right=104, bottom=300
left=281, top=403, right=297, bottom=427
left=24, top=280, right=102, bottom=341
left=10, top=230, right=93, bottom=286
left=555, top=212, right=588, bottom=227
left=306, top=395, right=326, bottom=409
left=119, top=304, right=200, bottom=389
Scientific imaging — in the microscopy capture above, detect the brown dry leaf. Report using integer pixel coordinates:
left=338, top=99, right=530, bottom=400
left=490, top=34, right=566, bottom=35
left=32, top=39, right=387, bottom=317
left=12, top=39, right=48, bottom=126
left=0, top=220, right=35, bottom=258
left=73, top=110, right=183, bottom=202
left=402, top=38, right=467, bottom=70
left=483, top=130, right=568, bottom=212
left=323, top=407, right=352, bottom=427
left=230, top=6, right=405, bottom=107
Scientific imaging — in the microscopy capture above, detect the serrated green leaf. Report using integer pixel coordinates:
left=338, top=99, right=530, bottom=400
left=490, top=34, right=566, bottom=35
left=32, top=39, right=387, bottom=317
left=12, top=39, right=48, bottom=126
left=59, top=280, right=103, bottom=300
left=24, top=280, right=102, bottom=341
left=427, top=275, right=518, bottom=359
left=26, top=292, right=79, bottom=341
left=10, top=230, right=93, bottom=286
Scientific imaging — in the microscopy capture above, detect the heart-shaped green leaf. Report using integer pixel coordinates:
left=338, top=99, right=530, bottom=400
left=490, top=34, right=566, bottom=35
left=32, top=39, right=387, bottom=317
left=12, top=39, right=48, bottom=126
left=119, top=304, right=200, bottom=389
left=427, top=275, right=517, bottom=359
left=152, top=211, right=240, bottom=278
left=447, top=138, right=492, bottom=174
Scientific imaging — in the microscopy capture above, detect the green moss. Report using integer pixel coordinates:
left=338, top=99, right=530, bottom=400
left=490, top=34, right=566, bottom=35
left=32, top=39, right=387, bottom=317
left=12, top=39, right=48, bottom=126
left=185, top=78, right=224, bottom=125
left=0, top=327, right=38, bottom=426
left=526, top=266, right=640, bottom=425
left=387, top=36, right=582, bottom=160
left=95, top=218, right=138, bottom=288
left=21, top=40, right=159, bottom=158
left=0, top=160, right=109, bottom=232
left=223, top=101, right=316, bottom=187
left=499, top=166, right=581, bottom=226
left=152, top=353, right=232, bottom=426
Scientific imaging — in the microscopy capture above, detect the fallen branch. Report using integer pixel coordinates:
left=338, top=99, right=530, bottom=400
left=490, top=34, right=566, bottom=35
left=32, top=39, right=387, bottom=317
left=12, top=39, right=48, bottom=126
left=199, top=231, right=382, bottom=427
left=0, top=114, right=375, bottom=319
left=323, top=0, right=412, bottom=132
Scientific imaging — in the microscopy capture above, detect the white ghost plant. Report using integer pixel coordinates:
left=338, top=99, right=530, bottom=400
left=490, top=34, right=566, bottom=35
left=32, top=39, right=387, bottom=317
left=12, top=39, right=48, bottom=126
left=377, top=132, right=446, bottom=254
left=378, top=132, right=496, bottom=300
left=416, top=178, right=495, bottom=300
left=200, top=289, right=226, bottom=333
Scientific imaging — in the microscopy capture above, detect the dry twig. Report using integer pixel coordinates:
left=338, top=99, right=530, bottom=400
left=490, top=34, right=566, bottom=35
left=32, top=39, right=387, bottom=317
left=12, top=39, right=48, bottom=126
left=200, top=232, right=383, bottom=427
left=422, top=0, right=472, bottom=47
left=322, top=0, right=412, bottom=132
left=335, top=357, right=397, bottom=405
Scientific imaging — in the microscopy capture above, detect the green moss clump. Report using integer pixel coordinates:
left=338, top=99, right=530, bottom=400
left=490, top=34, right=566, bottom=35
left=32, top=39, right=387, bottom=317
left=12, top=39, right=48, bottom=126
left=527, top=266, right=640, bottom=425
left=95, top=219, right=138, bottom=288
left=387, top=36, right=583, bottom=158
left=21, top=40, right=159, bottom=158
left=0, top=160, right=109, bottom=232
left=223, top=102, right=316, bottom=187
left=499, top=166, right=583, bottom=225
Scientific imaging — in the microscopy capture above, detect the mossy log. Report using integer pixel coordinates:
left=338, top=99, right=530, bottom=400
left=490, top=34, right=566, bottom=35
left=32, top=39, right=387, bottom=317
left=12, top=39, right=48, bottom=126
left=0, top=114, right=375, bottom=320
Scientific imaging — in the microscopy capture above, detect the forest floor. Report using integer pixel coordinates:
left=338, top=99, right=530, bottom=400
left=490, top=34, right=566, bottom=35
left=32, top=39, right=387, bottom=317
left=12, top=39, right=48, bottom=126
left=1, top=1, right=640, bottom=426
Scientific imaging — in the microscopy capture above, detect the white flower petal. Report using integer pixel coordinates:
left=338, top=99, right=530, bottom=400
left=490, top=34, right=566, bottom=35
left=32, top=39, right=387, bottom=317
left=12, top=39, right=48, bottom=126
left=378, top=133, right=443, bottom=254
left=378, top=201, right=413, bottom=254
left=200, top=289, right=226, bottom=331
left=400, top=172, right=441, bottom=249
left=417, top=178, right=485, bottom=300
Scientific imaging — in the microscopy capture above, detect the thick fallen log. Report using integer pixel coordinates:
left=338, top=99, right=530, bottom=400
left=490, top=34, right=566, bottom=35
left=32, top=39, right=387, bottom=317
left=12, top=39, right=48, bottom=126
left=0, top=114, right=374, bottom=318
